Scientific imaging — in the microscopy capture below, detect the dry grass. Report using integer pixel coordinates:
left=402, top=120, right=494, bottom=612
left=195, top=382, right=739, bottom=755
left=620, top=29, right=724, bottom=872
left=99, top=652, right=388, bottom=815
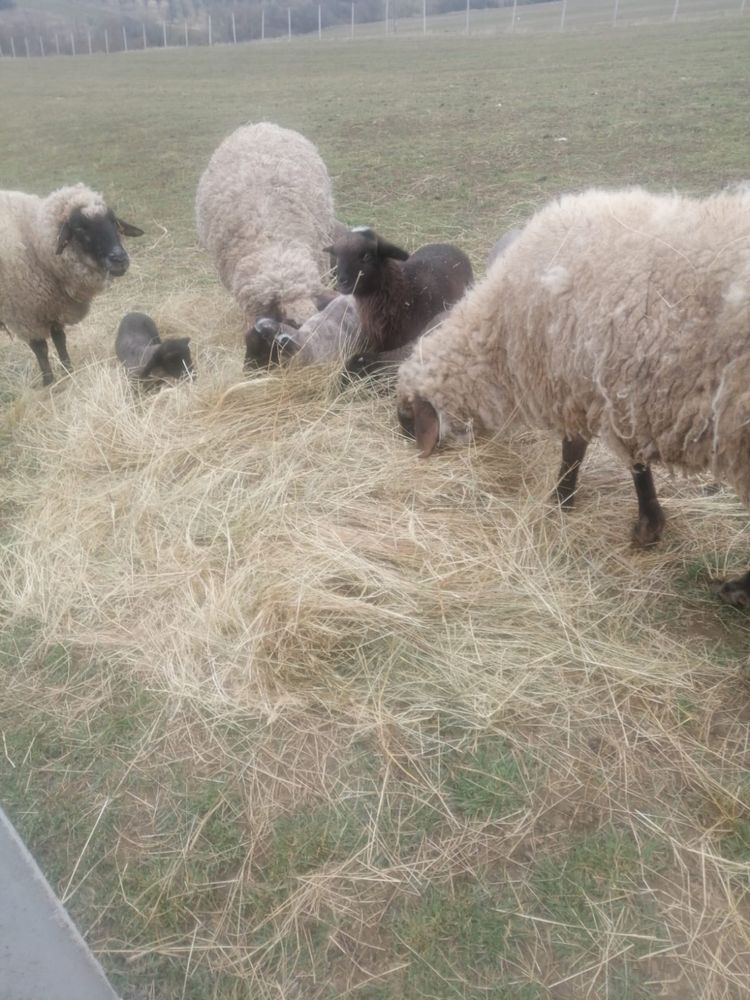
left=2, top=271, right=750, bottom=996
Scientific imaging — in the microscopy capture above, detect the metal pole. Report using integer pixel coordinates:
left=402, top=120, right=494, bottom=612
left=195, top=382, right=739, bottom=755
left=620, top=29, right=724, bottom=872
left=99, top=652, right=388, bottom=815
left=671, top=0, right=679, bottom=21
left=70, top=31, right=75, bottom=55
left=55, top=33, right=60, bottom=55
left=104, top=28, right=109, bottom=54
left=208, top=14, right=212, bottom=45
left=318, top=4, right=321, bottom=38
left=10, top=36, right=15, bottom=57
left=385, top=0, right=388, bottom=33
left=742, top=0, right=747, bottom=14
left=287, top=7, right=291, bottom=40
left=184, top=19, right=188, bottom=46
left=351, top=2, right=354, bottom=38
left=122, top=26, right=128, bottom=51
left=511, top=0, right=517, bottom=31
left=261, top=7, right=265, bottom=41
left=39, top=35, right=45, bottom=56
left=162, top=21, right=167, bottom=47
left=422, top=0, right=426, bottom=33
left=612, top=0, right=619, bottom=26
left=24, top=35, right=29, bottom=57
left=465, top=0, right=469, bottom=34
left=142, top=22, right=147, bottom=48
left=87, top=29, right=92, bottom=54
left=560, top=0, right=567, bottom=31
left=232, top=11, right=237, bottom=43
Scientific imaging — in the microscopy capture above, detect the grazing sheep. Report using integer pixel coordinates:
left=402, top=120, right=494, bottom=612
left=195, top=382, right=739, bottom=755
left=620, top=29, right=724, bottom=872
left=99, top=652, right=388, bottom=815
left=324, top=227, right=473, bottom=362
left=195, top=122, right=339, bottom=344
left=246, top=294, right=362, bottom=370
left=396, top=185, right=750, bottom=606
left=0, top=184, right=143, bottom=385
left=115, top=312, right=194, bottom=383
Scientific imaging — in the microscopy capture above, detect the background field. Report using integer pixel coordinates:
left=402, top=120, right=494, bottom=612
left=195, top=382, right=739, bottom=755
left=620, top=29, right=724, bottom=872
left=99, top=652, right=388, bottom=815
left=2, top=16, right=750, bottom=1000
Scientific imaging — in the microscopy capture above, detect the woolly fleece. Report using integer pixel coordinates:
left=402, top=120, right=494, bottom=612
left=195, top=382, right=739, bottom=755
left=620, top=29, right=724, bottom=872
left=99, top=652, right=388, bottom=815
left=0, top=184, right=114, bottom=343
left=195, top=122, right=337, bottom=328
left=397, top=186, right=750, bottom=501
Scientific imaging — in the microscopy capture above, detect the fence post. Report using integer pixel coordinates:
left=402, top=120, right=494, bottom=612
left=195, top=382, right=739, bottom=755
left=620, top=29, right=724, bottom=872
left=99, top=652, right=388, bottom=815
left=385, top=0, right=389, bottom=33
left=142, top=22, right=147, bottom=49
left=351, top=2, right=355, bottom=38
left=104, top=28, right=109, bottom=54
left=560, top=0, right=567, bottom=31
left=261, top=7, right=265, bottom=41
left=286, top=7, right=290, bottom=39
left=612, top=0, right=619, bottom=26
left=162, top=21, right=167, bottom=47
left=422, top=0, right=426, bottom=33
left=318, top=4, right=321, bottom=38
left=122, top=26, right=128, bottom=51
left=55, top=33, right=60, bottom=55
left=24, top=35, right=29, bottom=57
left=671, top=0, right=679, bottom=21
left=511, top=0, right=517, bottom=31
left=208, top=14, right=212, bottom=45
left=184, top=20, right=188, bottom=46
left=87, top=29, right=92, bottom=53
left=231, top=11, right=237, bottom=42
left=39, top=35, right=45, bottom=56
left=465, top=0, right=470, bottom=34
left=10, top=36, right=15, bottom=57
left=70, top=31, right=75, bottom=55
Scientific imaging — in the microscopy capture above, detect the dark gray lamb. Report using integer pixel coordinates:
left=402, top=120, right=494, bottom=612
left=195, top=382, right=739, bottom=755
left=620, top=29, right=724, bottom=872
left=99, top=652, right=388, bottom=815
left=115, top=312, right=194, bottom=383
left=324, top=227, right=473, bottom=367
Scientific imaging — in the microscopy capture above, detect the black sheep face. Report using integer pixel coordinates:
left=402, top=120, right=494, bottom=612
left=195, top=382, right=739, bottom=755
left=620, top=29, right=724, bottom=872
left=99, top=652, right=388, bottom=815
left=325, top=228, right=409, bottom=296
left=56, top=207, right=144, bottom=276
left=154, top=338, right=194, bottom=379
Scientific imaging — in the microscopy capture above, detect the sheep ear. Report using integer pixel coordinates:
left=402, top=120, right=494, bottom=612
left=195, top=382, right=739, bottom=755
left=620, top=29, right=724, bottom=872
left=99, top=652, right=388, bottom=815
left=322, top=245, right=335, bottom=256
left=114, top=216, right=144, bottom=238
left=376, top=236, right=409, bottom=261
left=413, top=396, right=440, bottom=458
left=56, top=222, right=72, bottom=255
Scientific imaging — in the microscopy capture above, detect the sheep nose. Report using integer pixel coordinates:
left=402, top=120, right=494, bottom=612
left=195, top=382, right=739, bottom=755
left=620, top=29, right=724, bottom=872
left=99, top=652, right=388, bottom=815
left=106, top=248, right=129, bottom=275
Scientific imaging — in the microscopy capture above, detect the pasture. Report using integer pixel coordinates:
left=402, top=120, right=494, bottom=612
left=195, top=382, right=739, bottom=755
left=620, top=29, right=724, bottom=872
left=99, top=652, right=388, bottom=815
left=2, top=17, right=750, bottom=999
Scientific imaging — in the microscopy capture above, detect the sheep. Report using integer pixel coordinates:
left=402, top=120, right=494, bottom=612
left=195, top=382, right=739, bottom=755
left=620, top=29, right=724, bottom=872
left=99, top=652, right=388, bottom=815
left=395, top=185, right=750, bottom=606
left=115, top=312, right=194, bottom=384
left=323, top=227, right=473, bottom=371
left=195, top=122, right=340, bottom=348
left=0, top=183, right=143, bottom=385
left=486, top=226, right=523, bottom=270
left=246, top=294, right=362, bottom=370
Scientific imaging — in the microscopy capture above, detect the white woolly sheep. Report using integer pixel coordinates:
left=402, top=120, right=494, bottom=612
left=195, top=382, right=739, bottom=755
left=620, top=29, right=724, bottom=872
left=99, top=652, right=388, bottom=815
left=0, top=184, right=143, bottom=385
left=396, top=185, right=750, bottom=606
left=486, top=227, right=523, bottom=270
left=325, top=227, right=473, bottom=368
left=115, top=312, right=194, bottom=384
left=195, top=122, right=339, bottom=354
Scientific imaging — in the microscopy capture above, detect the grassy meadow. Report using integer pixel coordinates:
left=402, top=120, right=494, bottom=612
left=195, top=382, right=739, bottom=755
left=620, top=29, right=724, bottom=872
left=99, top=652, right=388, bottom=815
left=2, top=17, right=750, bottom=999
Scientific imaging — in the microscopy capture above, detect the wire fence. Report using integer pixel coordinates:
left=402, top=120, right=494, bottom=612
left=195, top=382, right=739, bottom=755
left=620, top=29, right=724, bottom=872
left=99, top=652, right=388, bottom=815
left=0, top=0, right=746, bottom=59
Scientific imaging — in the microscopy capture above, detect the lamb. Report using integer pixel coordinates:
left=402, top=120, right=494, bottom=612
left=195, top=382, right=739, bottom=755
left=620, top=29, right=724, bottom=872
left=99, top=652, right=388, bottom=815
left=115, top=312, right=194, bottom=384
left=324, top=227, right=473, bottom=373
left=0, top=183, right=143, bottom=385
left=396, top=185, right=750, bottom=606
left=195, top=122, right=340, bottom=348
left=247, top=294, right=362, bottom=370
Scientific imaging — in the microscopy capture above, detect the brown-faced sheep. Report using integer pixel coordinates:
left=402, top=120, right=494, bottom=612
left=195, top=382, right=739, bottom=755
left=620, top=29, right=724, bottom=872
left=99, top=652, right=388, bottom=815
left=396, top=185, right=750, bottom=606
left=0, top=184, right=143, bottom=385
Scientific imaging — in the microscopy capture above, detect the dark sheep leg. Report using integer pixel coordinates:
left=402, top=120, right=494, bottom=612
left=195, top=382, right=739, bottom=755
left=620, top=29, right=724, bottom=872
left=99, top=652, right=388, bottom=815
left=554, top=436, right=588, bottom=510
left=631, top=463, right=665, bottom=547
left=29, top=338, right=54, bottom=386
left=50, top=322, right=72, bottom=373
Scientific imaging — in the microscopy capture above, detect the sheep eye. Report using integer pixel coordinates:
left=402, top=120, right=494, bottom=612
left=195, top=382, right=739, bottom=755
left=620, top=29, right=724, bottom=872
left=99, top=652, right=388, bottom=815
left=362, top=252, right=374, bottom=263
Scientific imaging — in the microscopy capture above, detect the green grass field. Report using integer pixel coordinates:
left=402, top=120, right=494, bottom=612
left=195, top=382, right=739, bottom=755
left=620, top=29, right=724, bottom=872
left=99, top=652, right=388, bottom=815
left=2, top=17, right=750, bottom=1000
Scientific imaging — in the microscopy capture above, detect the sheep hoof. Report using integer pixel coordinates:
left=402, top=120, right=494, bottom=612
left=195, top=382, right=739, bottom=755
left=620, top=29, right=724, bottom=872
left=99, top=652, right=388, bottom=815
left=41, top=372, right=54, bottom=387
left=632, top=509, right=665, bottom=548
left=712, top=573, right=750, bottom=609
left=553, top=487, right=577, bottom=511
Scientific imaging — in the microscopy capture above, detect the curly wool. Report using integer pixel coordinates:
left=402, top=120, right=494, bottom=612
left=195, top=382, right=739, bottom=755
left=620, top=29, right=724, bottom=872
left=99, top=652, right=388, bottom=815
left=0, top=183, right=112, bottom=343
left=397, top=185, right=750, bottom=501
left=195, top=122, right=338, bottom=327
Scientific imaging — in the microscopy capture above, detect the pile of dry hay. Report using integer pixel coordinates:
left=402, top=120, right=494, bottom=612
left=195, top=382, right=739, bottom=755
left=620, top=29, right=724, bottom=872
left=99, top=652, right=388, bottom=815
left=2, top=279, right=750, bottom=995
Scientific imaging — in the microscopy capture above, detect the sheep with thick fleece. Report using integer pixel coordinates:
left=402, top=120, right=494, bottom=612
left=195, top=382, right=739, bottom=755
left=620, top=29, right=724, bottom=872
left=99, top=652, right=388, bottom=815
left=0, top=183, right=143, bottom=385
left=195, top=123, right=339, bottom=333
left=396, top=185, right=750, bottom=606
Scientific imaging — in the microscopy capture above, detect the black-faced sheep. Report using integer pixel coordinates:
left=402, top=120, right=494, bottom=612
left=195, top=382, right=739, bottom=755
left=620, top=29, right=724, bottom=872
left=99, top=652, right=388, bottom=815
left=324, top=227, right=473, bottom=372
left=115, top=312, right=194, bottom=384
left=195, top=122, right=340, bottom=344
left=0, top=184, right=143, bottom=385
left=396, top=185, right=750, bottom=606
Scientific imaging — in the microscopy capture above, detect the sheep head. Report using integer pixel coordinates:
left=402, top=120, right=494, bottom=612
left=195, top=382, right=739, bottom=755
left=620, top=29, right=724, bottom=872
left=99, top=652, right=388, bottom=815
left=324, top=226, right=409, bottom=296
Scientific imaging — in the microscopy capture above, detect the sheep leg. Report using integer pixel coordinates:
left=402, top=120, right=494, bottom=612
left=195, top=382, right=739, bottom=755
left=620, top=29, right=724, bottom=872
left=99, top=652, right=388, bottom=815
left=50, top=322, right=72, bottom=373
left=29, top=338, right=54, bottom=386
left=631, top=463, right=665, bottom=547
left=554, top=436, right=588, bottom=510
